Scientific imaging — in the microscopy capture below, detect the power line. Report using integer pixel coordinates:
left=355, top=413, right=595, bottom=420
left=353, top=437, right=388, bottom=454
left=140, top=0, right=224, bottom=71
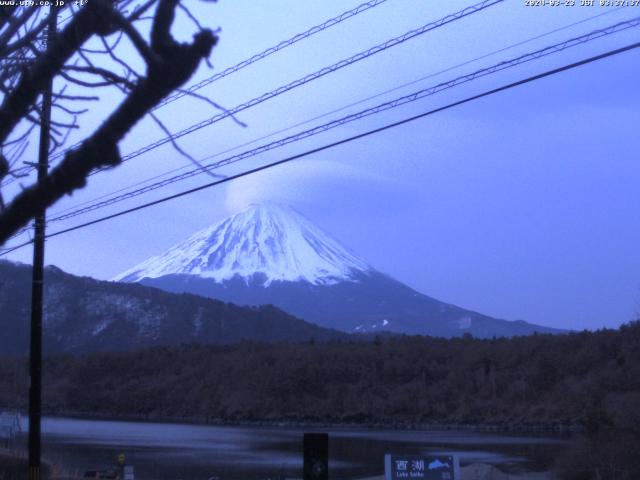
left=156, top=0, right=392, bottom=109
left=37, top=17, right=640, bottom=226
left=2, top=39, right=638, bottom=256
left=42, top=5, right=627, bottom=222
left=6, top=14, right=636, bottom=241
left=37, top=0, right=503, bottom=181
left=293, top=5, right=628, bottom=127
left=1, top=0, right=392, bottom=187
left=111, top=0, right=503, bottom=167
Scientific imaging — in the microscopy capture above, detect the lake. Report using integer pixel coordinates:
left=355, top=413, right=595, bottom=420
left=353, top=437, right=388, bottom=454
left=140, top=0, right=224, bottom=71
left=14, top=416, right=565, bottom=479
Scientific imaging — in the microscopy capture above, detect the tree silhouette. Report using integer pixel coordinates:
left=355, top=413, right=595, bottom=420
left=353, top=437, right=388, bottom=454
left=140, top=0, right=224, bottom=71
left=0, top=0, right=217, bottom=245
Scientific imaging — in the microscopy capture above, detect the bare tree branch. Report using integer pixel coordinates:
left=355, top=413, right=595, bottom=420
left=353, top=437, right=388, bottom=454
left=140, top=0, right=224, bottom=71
left=0, top=0, right=117, bottom=144
left=148, top=110, right=225, bottom=180
left=0, top=8, right=51, bottom=57
left=63, top=64, right=136, bottom=89
left=0, top=5, right=38, bottom=54
left=0, top=0, right=217, bottom=244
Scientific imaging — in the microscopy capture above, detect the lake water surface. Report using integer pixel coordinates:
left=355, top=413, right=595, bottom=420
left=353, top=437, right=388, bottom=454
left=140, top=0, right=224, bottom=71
left=15, top=416, right=565, bottom=479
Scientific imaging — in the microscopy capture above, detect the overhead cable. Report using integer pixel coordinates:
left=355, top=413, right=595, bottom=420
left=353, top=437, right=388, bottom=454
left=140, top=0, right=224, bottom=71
left=44, top=5, right=628, bottom=221
left=33, top=0, right=502, bottom=179
left=40, top=17, right=640, bottom=226
left=111, top=0, right=503, bottom=168
left=156, top=0, right=392, bottom=109
left=2, top=38, right=638, bottom=256
left=0, top=0, right=392, bottom=187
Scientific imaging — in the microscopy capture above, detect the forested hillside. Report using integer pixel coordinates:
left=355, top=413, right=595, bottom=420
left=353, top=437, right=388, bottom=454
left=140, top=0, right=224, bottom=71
left=1, top=323, right=638, bottom=426
left=2, top=324, right=639, bottom=478
left=0, top=261, right=347, bottom=355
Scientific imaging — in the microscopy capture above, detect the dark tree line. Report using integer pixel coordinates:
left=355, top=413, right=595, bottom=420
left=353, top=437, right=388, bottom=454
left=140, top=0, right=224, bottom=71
left=1, top=323, right=639, bottom=425
left=1, top=322, right=640, bottom=478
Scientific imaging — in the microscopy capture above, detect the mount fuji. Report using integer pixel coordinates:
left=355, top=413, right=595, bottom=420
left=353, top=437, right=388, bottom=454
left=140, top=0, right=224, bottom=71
left=114, top=203, right=561, bottom=338
left=116, top=202, right=370, bottom=287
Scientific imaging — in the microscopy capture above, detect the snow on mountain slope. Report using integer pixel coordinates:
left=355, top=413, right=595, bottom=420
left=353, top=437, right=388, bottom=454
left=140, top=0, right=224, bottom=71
left=114, top=203, right=371, bottom=286
left=111, top=204, right=564, bottom=338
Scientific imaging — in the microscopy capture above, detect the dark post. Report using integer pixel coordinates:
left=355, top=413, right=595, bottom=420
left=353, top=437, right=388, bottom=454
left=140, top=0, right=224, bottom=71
left=28, top=7, right=57, bottom=480
left=303, top=433, right=329, bottom=480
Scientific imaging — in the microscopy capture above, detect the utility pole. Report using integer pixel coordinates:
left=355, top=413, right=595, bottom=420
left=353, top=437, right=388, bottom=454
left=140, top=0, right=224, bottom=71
left=28, top=6, right=57, bottom=480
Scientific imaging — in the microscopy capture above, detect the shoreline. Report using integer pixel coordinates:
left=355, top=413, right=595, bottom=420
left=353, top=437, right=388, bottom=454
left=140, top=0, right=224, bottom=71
left=4, top=414, right=569, bottom=480
left=15, top=409, right=583, bottom=434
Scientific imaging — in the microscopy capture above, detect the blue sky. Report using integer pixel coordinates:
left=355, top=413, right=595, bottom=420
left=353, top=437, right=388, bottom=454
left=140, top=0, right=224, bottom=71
left=3, top=0, right=640, bottom=330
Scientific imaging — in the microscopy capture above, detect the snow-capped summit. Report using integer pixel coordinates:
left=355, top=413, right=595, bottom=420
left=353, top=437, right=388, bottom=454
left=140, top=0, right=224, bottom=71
left=114, top=202, right=564, bottom=338
left=114, top=203, right=371, bottom=286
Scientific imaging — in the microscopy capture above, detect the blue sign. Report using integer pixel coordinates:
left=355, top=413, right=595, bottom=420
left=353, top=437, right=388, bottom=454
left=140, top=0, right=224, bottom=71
left=384, top=455, right=459, bottom=480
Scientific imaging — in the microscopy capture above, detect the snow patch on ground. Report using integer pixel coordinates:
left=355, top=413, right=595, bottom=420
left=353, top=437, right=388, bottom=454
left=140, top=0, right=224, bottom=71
left=456, top=316, right=473, bottom=329
left=91, top=319, right=110, bottom=336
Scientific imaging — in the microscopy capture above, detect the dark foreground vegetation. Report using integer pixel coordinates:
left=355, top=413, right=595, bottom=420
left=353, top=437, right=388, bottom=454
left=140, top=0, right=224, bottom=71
left=1, top=322, right=640, bottom=479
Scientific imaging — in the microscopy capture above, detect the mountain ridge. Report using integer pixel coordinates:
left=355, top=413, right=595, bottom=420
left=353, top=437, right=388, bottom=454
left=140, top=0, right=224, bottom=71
left=115, top=203, right=564, bottom=338
left=0, top=260, right=348, bottom=356
left=140, top=270, right=564, bottom=337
